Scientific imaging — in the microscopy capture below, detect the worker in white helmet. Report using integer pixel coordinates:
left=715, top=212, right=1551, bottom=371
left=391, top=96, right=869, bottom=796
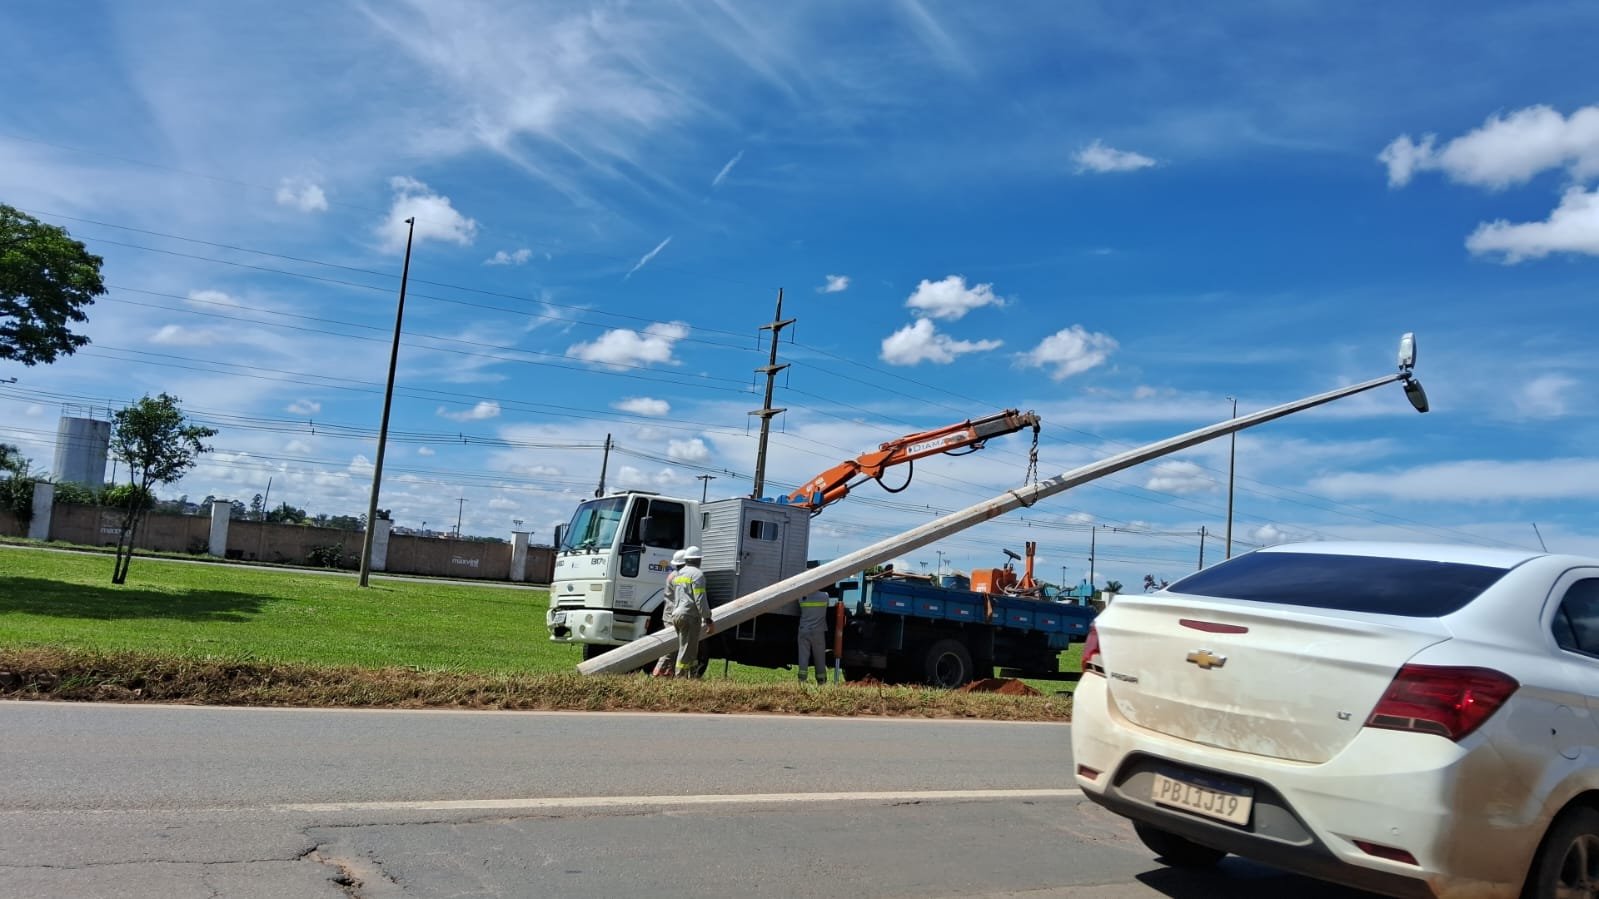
left=652, top=549, right=687, bottom=677
left=795, top=590, right=830, bottom=684
left=671, top=545, right=712, bottom=677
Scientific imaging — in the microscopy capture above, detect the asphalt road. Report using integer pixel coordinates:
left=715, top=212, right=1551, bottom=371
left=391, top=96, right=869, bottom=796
left=0, top=702, right=1388, bottom=898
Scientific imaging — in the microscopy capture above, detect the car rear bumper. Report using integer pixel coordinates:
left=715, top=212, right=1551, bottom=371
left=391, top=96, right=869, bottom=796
left=1071, top=676, right=1532, bottom=898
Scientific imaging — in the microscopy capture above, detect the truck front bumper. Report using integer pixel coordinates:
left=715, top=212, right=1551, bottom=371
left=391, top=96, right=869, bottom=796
left=547, top=608, right=650, bottom=645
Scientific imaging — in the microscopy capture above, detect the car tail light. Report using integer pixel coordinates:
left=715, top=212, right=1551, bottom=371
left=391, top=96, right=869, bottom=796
left=1364, top=664, right=1518, bottom=742
left=1081, top=625, right=1103, bottom=676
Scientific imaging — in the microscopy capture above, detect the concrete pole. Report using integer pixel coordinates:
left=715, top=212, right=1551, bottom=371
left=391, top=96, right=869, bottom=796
left=510, top=530, right=530, bottom=582
left=371, top=517, right=392, bottom=571
left=208, top=499, right=231, bottom=556
left=28, top=482, right=54, bottom=541
left=579, top=368, right=1419, bottom=675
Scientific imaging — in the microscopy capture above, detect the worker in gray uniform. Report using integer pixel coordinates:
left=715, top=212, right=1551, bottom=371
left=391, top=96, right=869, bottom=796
left=671, top=545, right=712, bottom=677
left=796, top=591, right=830, bottom=684
left=652, top=549, right=686, bottom=677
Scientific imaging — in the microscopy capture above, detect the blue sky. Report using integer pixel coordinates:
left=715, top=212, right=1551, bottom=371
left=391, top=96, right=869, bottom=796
left=4, top=1, right=1599, bottom=588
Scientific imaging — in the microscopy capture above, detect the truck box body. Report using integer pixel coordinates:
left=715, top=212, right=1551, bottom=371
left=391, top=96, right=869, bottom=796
left=699, top=498, right=810, bottom=616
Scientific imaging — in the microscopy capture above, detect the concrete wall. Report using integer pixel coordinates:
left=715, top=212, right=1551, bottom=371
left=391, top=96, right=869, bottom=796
left=225, top=520, right=368, bottom=567
left=11, top=502, right=556, bottom=582
left=51, top=504, right=212, bottom=552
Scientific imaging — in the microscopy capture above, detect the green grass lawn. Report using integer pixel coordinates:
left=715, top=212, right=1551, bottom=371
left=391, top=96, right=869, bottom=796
left=0, top=546, right=1085, bottom=690
left=0, top=547, right=569, bottom=673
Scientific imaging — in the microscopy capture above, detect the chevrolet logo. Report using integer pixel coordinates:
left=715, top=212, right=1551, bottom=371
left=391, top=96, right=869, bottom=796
left=1186, top=649, right=1227, bottom=670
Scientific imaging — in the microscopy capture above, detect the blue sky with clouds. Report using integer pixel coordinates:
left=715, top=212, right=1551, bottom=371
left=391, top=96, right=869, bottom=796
left=4, top=1, right=1599, bottom=587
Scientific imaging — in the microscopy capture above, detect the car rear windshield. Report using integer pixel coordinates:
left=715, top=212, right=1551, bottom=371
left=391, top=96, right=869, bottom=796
left=1166, top=551, right=1511, bottom=617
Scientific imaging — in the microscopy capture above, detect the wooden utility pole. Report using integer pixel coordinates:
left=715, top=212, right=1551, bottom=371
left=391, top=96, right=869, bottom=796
left=696, top=474, right=716, bottom=502
left=1198, top=525, right=1207, bottom=570
left=749, top=289, right=793, bottom=499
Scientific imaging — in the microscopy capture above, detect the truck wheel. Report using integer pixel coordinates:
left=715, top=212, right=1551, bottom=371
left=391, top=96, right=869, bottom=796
left=1133, top=823, right=1226, bottom=867
left=921, top=639, right=974, bottom=688
left=582, top=644, right=609, bottom=662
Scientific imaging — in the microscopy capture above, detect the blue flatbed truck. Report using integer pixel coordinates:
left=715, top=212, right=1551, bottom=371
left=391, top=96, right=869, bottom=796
left=827, top=574, right=1097, bottom=687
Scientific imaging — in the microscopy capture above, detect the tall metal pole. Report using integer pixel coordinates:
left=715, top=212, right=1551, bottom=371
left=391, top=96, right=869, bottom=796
left=455, top=497, right=466, bottom=539
left=580, top=363, right=1425, bottom=676
left=358, top=216, right=416, bottom=587
left=750, top=289, right=793, bottom=499
left=1225, top=396, right=1237, bottom=559
left=1198, top=525, right=1206, bottom=570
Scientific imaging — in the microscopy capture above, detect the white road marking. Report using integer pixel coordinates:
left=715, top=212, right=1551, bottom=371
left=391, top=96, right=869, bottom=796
left=277, top=787, right=1084, bottom=814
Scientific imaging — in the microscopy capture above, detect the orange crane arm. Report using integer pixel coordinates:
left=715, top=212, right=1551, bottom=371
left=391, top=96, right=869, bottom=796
left=783, top=408, right=1041, bottom=514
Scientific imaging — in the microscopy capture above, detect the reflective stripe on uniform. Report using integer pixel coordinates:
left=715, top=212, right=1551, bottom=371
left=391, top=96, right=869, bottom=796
left=799, top=601, right=827, bottom=607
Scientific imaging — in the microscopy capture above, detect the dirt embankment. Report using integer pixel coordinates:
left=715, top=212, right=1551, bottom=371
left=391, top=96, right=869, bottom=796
left=0, top=648, right=1072, bottom=721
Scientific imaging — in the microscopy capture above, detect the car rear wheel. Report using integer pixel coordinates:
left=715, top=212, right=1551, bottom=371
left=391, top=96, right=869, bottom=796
left=1523, top=806, right=1599, bottom=899
left=1133, top=822, right=1226, bottom=868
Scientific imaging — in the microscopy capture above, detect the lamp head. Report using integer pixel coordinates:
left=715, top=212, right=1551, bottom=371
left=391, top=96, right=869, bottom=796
left=1397, top=332, right=1417, bottom=372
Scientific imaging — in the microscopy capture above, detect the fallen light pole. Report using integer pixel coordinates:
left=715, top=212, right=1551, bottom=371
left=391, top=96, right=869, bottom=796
left=578, top=334, right=1429, bottom=676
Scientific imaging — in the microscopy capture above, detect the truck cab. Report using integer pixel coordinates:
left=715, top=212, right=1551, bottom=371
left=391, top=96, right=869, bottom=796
left=546, top=491, right=696, bottom=656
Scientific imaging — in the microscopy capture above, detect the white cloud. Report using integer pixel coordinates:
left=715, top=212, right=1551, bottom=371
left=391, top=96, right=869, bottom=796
left=819, top=274, right=850, bottom=294
left=1251, top=523, right=1297, bottom=546
left=286, top=399, right=321, bottom=415
left=1380, top=105, right=1599, bottom=190
left=1310, top=458, right=1599, bottom=502
left=904, top=275, right=1005, bottom=321
left=1513, top=374, right=1578, bottom=419
left=485, top=248, right=533, bottom=266
left=567, top=322, right=688, bottom=368
left=437, top=401, right=502, bottom=422
left=488, top=496, right=518, bottom=511
left=283, top=439, right=312, bottom=455
left=378, top=176, right=479, bottom=253
left=24, top=404, right=43, bottom=417
left=1074, top=139, right=1157, bottom=174
left=1018, top=325, right=1118, bottom=380
left=149, top=324, right=221, bottom=347
left=417, top=446, right=436, bottom=457
left=1144, top=460, right=1214, bottom=495
left=186, top=289, right=243, bottom=309
left=711, top=150, right=744, bottom=188
left=880, top=318, right=1002, bottom=366
left=625, top=236, right=672, bottom=279
left=614, top=397, right=671, bottom=417
left=667, top=437, right=710, bottom=463
left=1133, top=385, right=1160, bottom=400
left=1466, top=186, right=1599, bottom=262
left=275, top=177, right=328, bottom=212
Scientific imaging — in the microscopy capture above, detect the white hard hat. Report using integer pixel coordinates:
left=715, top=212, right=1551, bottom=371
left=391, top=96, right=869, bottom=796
left=671, top=549, right=687, bottom=566
left=684, top=545, right=702, bottom=560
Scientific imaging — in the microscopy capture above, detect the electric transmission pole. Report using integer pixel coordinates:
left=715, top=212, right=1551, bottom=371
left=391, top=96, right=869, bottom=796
left=696, top=474, right=716, bottom=502
left=749, top=289, right=793, bottom=500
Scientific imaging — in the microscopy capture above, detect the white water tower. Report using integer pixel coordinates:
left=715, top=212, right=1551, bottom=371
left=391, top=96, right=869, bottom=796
left=52, top=412, right=111, bottom=487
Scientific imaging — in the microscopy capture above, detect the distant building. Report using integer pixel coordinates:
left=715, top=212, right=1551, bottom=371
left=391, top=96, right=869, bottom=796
left=52, top=415, right=110, bottom=487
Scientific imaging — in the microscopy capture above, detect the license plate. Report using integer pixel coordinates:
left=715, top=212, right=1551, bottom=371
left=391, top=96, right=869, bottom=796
left=1152, top=772, right=1252, bottom=825
left=552, top=611, right=567, bottom=625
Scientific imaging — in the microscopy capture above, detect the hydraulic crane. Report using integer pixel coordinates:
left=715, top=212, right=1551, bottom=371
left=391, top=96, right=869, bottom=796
left=783, top=408, right=1042, bottom=515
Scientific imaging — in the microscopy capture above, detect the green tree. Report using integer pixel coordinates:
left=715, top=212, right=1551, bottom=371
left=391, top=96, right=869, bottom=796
left=0, top=442, right=37, bottom=532
left=0, top=205, right=106, bottom=366
left=108, top=393, right=216, bottom=584
left=266, top=501, right=307, bottom=524
left=249, top=493, right=265, bottom=519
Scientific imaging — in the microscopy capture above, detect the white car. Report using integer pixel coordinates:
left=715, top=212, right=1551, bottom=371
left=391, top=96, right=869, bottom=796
left=1072, top=541, right=1599, bottom=899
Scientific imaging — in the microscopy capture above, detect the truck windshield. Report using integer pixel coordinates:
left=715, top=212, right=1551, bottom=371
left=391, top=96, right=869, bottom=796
left=560, top=497, right=628, bottom=553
